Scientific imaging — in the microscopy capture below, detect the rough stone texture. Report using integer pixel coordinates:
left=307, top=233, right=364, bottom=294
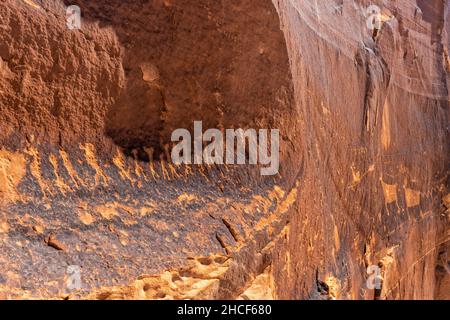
left=0, top=0, right=448, bottom=299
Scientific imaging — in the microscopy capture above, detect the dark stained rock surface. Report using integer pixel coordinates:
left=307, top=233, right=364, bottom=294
left=0, top=0, right=448, bottom=299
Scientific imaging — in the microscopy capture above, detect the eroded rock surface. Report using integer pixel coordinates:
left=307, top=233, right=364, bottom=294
left=0, top=0, right=448, bottom=299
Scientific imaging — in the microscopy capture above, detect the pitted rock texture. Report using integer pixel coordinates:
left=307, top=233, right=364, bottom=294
left=0, top=0, right=448, bottom=299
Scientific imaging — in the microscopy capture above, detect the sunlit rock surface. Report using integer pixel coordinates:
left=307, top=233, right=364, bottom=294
left=0, top=0, right=448, bottom=299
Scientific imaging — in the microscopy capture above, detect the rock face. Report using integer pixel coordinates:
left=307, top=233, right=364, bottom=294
left=0, top=0, right=448, bottom=299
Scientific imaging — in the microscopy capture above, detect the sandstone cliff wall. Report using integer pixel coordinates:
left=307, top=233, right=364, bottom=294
left=0, top=0, right=448, bottom=299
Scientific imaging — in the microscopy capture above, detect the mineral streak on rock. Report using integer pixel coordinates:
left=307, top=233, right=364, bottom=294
left=0, top=0, right=448, bottom=299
